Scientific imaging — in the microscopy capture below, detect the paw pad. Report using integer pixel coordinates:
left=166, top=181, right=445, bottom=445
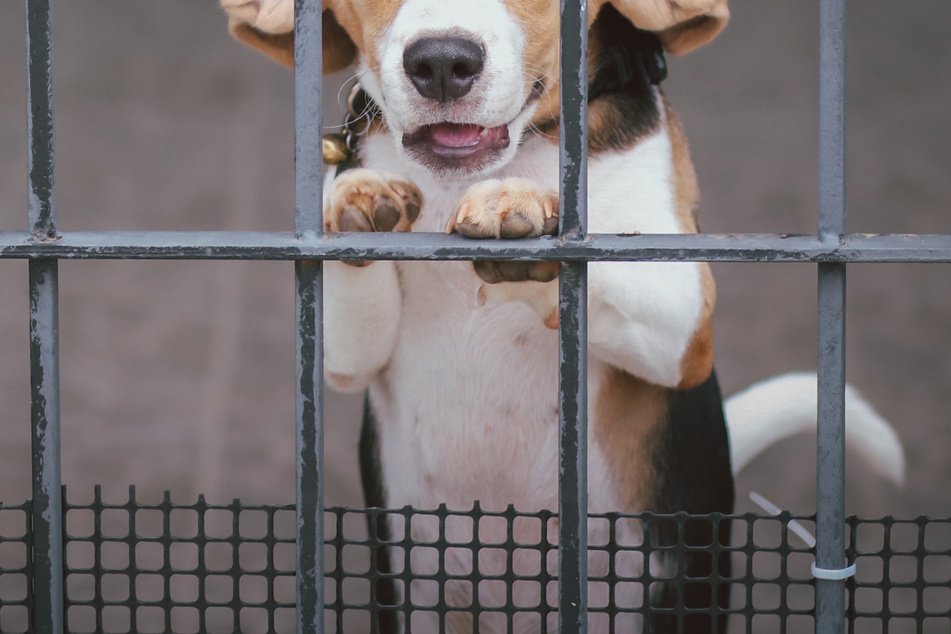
left=325, top=169, right=423, bottom=234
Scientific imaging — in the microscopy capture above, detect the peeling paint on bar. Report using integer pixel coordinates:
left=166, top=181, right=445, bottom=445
left=295, top=260, right=324, bottom=634
left=558, top=0, right=589, bottom=629
left=29, top=260, right=63, bottom=634
left=294, top=1, right=325, bottom=632
left=26, top=0, right=56, bottom=240
left=3, top=231, right=951, bottom=262
left=26, top=1, right=64, bottom=633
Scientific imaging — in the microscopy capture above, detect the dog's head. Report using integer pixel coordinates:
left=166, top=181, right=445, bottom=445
left=223, top=0, right=728, bottom=178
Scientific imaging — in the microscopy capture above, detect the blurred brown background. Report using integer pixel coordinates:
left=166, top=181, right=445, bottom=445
left=1, top=0, right=949, bottom=526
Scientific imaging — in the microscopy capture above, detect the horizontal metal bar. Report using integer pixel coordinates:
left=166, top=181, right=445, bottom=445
left=3, top=231, right=951, bottom=262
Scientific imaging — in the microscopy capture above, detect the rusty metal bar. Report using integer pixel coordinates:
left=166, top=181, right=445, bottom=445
left=5, top=231, right=951, bottom=262
left=558, top=0, right=590, bottom=629
left=26, top=0, right=63, bottom=632
left=294, top=0, right=325, bottom=632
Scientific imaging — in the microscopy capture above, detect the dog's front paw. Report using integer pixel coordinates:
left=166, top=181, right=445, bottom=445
left=447, top=178, right=560, bottom=285
left=448, top=178, right=560, bottom=329
left=325, top=168, right=422, bottom=233
left=220, top=0, right=294, bottom=33
left=447, top=178, right=559, bottom=239
left=325, top=169, right=422, bottom=267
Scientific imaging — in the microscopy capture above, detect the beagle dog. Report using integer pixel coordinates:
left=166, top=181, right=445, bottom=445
left=220, top=1, right=903, bottom=632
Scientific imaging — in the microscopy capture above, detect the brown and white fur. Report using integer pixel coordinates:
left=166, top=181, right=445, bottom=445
left=220, top=1, right=904, bottom=632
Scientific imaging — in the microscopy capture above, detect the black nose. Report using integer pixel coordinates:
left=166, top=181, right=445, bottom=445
left=403, top=37, right=485, bottom=103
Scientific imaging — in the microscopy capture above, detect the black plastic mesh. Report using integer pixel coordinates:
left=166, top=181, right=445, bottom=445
left=1, top=488, right=949, bottom=633
left=847, top=517, right=951, bottom=633
left=60, top=488, right=297, bottom=634
left=0, top=501, right=33, bottom=634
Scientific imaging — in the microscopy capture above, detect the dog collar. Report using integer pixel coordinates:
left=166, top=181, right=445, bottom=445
left=587, top=15, right=667, bottom=102
left=640, top=32, right=667, bottom=86
left=322, top=83, right=381, bottom=174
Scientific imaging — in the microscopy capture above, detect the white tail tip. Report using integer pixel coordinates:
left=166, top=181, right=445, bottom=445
left=725, top=372, right=906, bottom=485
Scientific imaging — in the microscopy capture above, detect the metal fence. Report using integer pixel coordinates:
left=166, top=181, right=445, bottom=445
left=1, top=0, right=950, bottom=632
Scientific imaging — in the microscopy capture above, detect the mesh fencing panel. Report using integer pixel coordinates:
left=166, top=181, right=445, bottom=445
left=2, top=489, right=949, bottom=633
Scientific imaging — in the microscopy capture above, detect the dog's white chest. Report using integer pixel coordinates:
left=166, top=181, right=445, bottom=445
left=373, top=258, right=563, bottom=511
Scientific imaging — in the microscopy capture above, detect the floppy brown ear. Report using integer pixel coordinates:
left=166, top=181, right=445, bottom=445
left=605, top=0, right=729, bottom=55
left=225, top=9, right=358, bottom=73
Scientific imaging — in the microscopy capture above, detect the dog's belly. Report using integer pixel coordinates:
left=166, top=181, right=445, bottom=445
left=373, top=259, right=560, bottom=511
left=369, top=259, right=629, bottom=514
left=364, top=260, right=654, bottom=632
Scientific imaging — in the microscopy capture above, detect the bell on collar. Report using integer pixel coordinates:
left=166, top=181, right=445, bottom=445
left=323, top=82, right=378, bottom=169
left=322, top=133, right=351, bottom=165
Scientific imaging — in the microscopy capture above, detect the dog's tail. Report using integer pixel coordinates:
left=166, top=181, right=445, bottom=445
left=724, top=372, right=905, bottom=485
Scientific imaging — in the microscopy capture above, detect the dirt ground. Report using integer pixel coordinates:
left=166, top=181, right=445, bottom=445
left=1, top=0, right=949, bottom=592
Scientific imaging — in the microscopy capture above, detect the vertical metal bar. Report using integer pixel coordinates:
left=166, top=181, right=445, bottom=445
left=818, top=0, right=847, bottom=240
left=29, top=261, right=62, bottom=634
left=557, top=263, right=588, bottom=631
left=294, top=0, right=324, bottom=632
left=295, top=0, right=324, bottom=236
left=559, top=0, right=588, bottom=239
left=26, top=1, right=63, bottom=632
left=295, top=260, right=324, bottom=634
left=27, top=0, right=56, bottom=239
left=816, top=0, right=848, bottom=632
left=558, top=0, right=588, bottom=631
left=815, top=263, right=846, bottom=632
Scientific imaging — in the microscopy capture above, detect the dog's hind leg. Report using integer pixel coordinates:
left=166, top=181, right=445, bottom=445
left=359, top=395, right=400, bottom=633
left=646, top=371, right=734, bottom=633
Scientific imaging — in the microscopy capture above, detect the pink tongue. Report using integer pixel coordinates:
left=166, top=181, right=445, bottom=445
left=429, top=123, right=484, bottom=147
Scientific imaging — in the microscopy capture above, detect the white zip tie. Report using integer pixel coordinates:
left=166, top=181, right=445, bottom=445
left=748, top=491, right=817, bottom=548
left=811, top=562, right=857, bottom=581
left=749, top=492, right=855, bottom=580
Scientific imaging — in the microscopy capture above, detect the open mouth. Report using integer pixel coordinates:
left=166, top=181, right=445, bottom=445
left=399, top=81, right=545, bottom=175
left=402, top=122, right=511, bottom=173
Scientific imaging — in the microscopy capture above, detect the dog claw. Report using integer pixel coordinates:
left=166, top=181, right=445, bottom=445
left=449, top=178, right=558, bottom=241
